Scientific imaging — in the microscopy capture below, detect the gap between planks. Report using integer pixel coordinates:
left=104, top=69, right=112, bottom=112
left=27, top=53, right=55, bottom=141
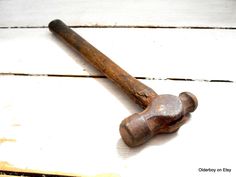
left=1, top=25, right=236, bottom=30
left=0, top=72, right=234, bottom=83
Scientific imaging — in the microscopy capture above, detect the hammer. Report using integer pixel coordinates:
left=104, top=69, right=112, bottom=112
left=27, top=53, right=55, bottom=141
left=48, top=19, right=198, bottom=147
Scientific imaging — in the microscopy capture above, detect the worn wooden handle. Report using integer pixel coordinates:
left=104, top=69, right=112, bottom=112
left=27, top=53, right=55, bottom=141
left=49, top=19, right=157, bottom=108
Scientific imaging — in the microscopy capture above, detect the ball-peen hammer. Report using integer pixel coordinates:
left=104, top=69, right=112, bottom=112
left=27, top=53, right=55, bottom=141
left=49, top=19, right=198, bottom=147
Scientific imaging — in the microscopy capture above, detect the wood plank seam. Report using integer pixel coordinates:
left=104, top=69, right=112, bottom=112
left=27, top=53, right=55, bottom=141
left=0, top=72, right=234, bottom=83
left=1, top=25, right=236, bottom=30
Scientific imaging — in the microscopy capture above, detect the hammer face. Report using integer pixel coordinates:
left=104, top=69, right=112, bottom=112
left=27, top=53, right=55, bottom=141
left=120, top=113, right=153, bottom=147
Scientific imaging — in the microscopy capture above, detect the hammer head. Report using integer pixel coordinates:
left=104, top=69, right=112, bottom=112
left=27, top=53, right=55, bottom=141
left=120, top=92, right=198, bottom=147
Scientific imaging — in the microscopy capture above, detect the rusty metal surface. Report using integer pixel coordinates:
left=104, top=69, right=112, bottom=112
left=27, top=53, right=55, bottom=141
left=49, top=19, right=198, bottom=147
left=120, top=93, right=197, bottom=146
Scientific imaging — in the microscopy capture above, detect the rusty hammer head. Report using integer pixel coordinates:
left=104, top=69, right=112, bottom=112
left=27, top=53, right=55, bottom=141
left=120, top=92, right=198, bottom=147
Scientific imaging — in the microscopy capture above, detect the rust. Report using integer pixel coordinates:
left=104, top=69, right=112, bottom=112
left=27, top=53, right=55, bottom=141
left=49, top=19, right=198, bottom=147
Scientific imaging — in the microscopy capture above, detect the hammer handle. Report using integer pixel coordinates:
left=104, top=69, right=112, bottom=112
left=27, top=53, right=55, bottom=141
left=49, top=20, right=157, bottom=108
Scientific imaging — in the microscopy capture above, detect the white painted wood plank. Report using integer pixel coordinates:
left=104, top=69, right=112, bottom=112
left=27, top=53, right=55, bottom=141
left=1, top=0, right=236, bottom=27
left=1, top=28, right=236, bottom=81
left=0, top=76, right=235, bottom=176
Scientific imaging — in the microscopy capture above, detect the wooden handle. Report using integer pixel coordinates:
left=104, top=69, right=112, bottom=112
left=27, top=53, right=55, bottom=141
left=49, top=19, right=157, bottom=108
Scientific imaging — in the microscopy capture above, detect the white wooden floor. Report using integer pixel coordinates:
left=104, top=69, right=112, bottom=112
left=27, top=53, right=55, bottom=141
left=0, top=1, right=235, bottom=177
